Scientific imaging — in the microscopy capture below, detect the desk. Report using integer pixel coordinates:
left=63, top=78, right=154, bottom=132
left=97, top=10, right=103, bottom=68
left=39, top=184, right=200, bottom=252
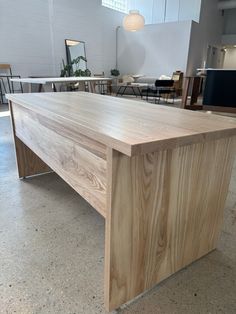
left=10, top=76, right=112, bottom=93
left=6, top=92, right=236, bottom=311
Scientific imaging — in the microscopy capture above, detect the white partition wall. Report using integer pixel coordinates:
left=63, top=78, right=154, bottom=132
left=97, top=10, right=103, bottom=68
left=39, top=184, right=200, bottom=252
left=223, top=48, right=236, bottom=69
left=117, top=21, right=192, bottom=77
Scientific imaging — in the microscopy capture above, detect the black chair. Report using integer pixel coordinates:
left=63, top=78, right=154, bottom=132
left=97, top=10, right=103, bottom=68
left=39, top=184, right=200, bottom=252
left=0, top=64, right=23, bottom=104
left=142, top=79, right=175, bottom=104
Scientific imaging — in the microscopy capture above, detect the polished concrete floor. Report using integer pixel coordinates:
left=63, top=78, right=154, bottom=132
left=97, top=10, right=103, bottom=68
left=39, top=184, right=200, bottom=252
left=1, top=106, right=236, bottom=314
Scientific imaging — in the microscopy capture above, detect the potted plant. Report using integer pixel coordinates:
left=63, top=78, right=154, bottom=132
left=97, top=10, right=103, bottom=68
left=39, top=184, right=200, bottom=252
left=110, top=69, right=120, bottom=77
left=110, top=69, right=120, bottom=85
left=60, top=56, right=91, bottom=77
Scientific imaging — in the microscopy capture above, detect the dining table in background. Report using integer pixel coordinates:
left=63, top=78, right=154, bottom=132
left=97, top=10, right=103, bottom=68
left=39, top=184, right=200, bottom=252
left=10, top=76, right=112, bottom=93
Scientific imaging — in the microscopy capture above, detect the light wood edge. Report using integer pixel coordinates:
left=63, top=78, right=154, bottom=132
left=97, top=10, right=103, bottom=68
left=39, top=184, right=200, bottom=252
left=203, top=106, right=236, bottom=114
left=7, top=98, right=236, bottom=157
left=130, top=129, right=236, bottom=155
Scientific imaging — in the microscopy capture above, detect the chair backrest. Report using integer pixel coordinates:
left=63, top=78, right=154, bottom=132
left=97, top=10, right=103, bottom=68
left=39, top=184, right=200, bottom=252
left=172, top=71, right=183, bottom=81
left=0, top=64, right=11, bottom=70
left=155, top=80, right=174, bottom=87
left=0, top=64, right=23, bottom=94
left=0, top=64, right=12, bottom=75
left=172, top=71, right=184, bottom=96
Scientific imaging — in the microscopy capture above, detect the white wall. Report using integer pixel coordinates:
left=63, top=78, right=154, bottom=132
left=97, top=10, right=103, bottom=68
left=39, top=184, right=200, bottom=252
left=117, top=21, right=192, bottom=77
left=223, top=8, right=236, bottom=34
left=0, top=0, right=223, bottom=80
left=0, top=0, right=124, bottom=77
left=223, top=48, right=236, bottom=69
left=222, top=8, right=236, bottom=45
left=128, top=0, right=202, bottom=24
left=186, top=0, right=223, bottom=75
left=222, top=34, right=236, bottom=45
left=0, top=0, right=53, bottom=77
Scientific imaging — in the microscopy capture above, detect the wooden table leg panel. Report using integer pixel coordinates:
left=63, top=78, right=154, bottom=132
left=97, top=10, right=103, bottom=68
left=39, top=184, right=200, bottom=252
left=13, top=136, right=51, bottom=178
left=9, top=101, right=51, bottom=177
left=105, top=137, right=236, bottom=311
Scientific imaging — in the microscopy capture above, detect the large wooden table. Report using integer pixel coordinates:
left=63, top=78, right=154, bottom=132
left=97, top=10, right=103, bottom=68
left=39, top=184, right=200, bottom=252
left=7, top=92, right=236, bottom=311
left=10, top=76, right=112, bottom=93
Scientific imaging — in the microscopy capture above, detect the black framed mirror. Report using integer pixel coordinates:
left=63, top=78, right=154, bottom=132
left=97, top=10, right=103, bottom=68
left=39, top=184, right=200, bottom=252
left=65, top=39, right=87, bottom=74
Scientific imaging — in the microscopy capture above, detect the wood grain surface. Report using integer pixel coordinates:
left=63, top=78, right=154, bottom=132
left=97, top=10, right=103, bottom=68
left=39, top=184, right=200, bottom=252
left=105, top=136, right=236, bottom=311
left=7, top=92, right=236, bottom=156
left=11, top=102, right=107, bottom=217
left=13, top=136, right=51, bottom=178
left=9, top=103, right=51, bottom=177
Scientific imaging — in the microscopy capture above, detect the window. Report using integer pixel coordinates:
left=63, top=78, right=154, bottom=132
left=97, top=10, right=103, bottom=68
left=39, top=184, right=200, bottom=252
left=102, top=0, right=128, bottom=13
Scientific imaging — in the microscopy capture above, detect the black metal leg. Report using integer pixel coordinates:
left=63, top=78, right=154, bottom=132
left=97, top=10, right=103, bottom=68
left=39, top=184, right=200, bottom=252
left=11, top=80, right=14, bottom=93
left=131, top=87, right=137, bottom=97
left=52, top=83, right=57, bottom=92
left=138, top=87, right=143, bottom=98
left=38, top=84, right=43, bottom=92
left=0, top=82, right=4, bottom=104
left=116, top=86, right=123, bottom=96
left=6, top=77, right=11, bottom=93
left=121, top=86, right=127, bottom=96
left=0, top=78, right=8, bottom=104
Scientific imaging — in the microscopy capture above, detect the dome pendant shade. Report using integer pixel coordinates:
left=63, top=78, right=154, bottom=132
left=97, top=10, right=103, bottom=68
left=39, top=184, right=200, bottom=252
left=123, top=10, right=145, bottom=32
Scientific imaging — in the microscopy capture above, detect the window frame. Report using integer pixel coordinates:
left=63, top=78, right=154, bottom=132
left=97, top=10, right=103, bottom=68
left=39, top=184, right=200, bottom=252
left=102, top=0, right=128, bottom=14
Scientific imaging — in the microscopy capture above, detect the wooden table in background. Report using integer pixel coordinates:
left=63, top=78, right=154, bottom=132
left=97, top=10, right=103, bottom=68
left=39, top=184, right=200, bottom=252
left=7, top=92, right=236, bottom=311
left=182, top=76, right=203, bottom=110
left=10, top=76, right=112, bottom=93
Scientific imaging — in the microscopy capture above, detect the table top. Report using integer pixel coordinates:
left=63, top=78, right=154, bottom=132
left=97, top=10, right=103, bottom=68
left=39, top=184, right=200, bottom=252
left=10, top=76, right=112, bottom=84
left=7, top=92, right=236, bottom=156
left=115, top=83, right=148, bottom=88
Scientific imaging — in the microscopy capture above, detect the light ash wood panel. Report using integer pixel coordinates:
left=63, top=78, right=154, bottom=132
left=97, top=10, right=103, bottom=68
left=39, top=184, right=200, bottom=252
left=18, top=105, right=107, bottom=160
left=105, top=136, right=236, bottom=311
left=12, top=103, right=107, bottom=217
left=9, top=102, right=51, bottom=178
left=7, top=92, right=236, bottom=156
left=13, top=136, right=51, bottom=178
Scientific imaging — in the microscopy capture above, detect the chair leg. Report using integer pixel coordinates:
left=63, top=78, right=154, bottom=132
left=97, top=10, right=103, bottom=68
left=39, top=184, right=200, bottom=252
left=0, top=79, right=8, bottom=104
left=146, top=90, right=149, bottom=102
left=121, top=86, right=127, bottom=96
left=116, top=86, right=122, bottom=96
left=132, top=87, right=137, bottom=97
left=0, top=82, right=4, bottom=104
